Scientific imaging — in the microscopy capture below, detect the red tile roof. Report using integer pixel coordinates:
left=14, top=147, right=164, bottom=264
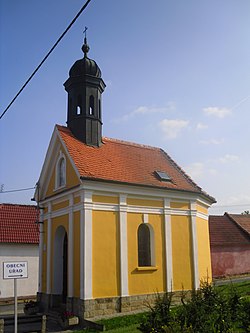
left=209, top=213, right=250, bottom=246
left=57, top=125, right=215, bottom=202
left=227, top=213, right=250, bottom=235
left=0, top=204, right=39, bottom=244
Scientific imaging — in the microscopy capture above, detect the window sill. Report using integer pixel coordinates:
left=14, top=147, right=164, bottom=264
left=54, top=185, right=66, bottom=192
left=136, top=266, right=158, bottom=272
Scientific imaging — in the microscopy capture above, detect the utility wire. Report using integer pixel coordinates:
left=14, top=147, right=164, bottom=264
left=0, top=186, right=35, bottom=193
left=1, top=184, right=250, bottom=209
left=0, top=0, right=93, bottom=120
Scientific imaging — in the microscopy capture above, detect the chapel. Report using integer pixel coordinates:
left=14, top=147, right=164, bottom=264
left=36, top=37, right=215, bottom=318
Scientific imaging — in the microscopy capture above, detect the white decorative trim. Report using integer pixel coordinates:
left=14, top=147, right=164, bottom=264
left=92, top=203, right=118, bottom=212
left=164, top=198, right=173, bottom=292
left=148, top=223, right=156, bottom=266
left=196, top=198, right=211, bottom=209
left=68, top=195, right=74, bottom=297
left=42, top=199, right=203, bottom=220
left=190, top=201, right=199, bottom=290
left=128, top=206, right=163, bottom=214
left=79, top=180, right=213, bottom=206
left=80, top=207, right=84, bottom=300
left=197, top=212, right=208, bottom=221
left=119, top=194, right=129, bottom=296
left=80, top=191, right=93, bottom=300
left=46, top=203, right=52, bottom=294
left=143, top=214, right=148, bottom=224
left=38, top=209, right=44, bottom=293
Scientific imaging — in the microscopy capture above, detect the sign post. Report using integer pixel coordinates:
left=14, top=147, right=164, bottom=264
left=3, top=262, right=28, bottom=333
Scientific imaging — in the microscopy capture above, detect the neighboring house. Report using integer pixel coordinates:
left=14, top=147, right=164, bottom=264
left=0, top=203, right=39, bottom=299
left=209, top=213, right=250, bottom=278
left=35, top=38, right=215, bottom=319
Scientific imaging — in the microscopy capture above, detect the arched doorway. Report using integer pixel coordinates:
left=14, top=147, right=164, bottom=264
left=53, top=226, right=68, bottom=303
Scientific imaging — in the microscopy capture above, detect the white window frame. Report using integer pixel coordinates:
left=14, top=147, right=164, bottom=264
left=137, top=223, right=155, bottom=267
left=55, top=151, right=66, bottom=189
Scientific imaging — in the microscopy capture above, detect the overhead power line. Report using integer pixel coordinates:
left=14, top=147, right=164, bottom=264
left=0, top=186, right=35, bottom=194
left=0, top=0, right=93, bottom=120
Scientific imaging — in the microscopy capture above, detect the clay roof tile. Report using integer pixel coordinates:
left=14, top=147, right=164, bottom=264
left=57, top=125, right=215, bottom=202
left=0, top=204, right=39, bottom=244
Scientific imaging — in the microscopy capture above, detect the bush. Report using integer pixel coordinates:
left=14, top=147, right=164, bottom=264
left=239, top=298, right=250, bottom=332
left=138, top=292, right=174, bottom=333
left=138, top=281, right=247, bottom=333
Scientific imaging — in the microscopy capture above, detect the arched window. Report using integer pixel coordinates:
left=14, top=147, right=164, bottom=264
left=76, top=95, right=82, bottom=115
left=76, top=106, right=81, bottom=115
left=138, top=224, right=152, bottom=267
left=89, top=95, right=94, bottom=115
left=56, top=153, right=66, bottom=189
left=58, top=158, right=66, bottom=187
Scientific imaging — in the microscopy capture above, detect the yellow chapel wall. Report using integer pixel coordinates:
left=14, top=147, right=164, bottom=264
left=127, top=212, right=165, bottom=295
left=92, top=210, right=120, bottom=298
left=171, top=215, right=193, bottom=291
left=196, top=203, right=212, bottom=283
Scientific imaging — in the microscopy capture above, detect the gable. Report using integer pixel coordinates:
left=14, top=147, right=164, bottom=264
left=36, top=126, right=80, bottom=201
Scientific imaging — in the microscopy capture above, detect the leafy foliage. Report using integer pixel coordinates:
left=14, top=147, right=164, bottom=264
left=138, top=281, right=250, bottom=333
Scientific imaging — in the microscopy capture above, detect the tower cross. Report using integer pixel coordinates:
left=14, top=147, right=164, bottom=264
left=83, top=26, right=88, bottom=39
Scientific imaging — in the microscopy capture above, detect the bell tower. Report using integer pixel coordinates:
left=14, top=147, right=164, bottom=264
left=64, top=35, right=106, bottom=146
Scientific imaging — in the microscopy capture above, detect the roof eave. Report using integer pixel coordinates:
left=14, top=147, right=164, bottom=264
left=80, top=176, right=216, bottom=204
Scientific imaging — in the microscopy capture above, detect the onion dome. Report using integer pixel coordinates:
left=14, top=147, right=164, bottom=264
left=69, top=37, right=101, bottom=78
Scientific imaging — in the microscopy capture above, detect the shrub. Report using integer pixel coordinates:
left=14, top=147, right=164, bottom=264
left=138, top=292, right=174, bottom=333
left=239, top=298, right=250, bottom=332
left=138, top=281, right=244, bottom=333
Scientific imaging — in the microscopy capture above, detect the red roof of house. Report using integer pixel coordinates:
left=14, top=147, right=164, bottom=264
left=227, top=214, right=250, bottom=234
left=57, top=125, right=215, bottom=202
left=209, top=213, right=250, bottom=246
left=0, top=204, right=39, bottom=244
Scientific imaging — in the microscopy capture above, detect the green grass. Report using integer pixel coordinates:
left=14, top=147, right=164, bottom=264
left=216, top=280, right=250, bottom=299
left=82, top=312, right=146, bottom=332
left=101, top=323, right=139, bottom=332
left=79, top=280, right=250, bottom=332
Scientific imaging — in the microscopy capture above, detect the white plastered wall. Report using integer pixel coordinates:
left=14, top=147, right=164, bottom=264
left=0, top=243, right=39, bottom=299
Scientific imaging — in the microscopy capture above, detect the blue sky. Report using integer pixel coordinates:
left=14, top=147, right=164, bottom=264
left=1, top=0, right=250, bottom=214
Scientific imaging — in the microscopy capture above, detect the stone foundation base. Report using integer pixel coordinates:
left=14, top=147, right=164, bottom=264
left=37, top=291, right=183, bottom=319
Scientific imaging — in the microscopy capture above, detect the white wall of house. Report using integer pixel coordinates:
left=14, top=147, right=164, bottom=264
left=0, top=243, right=39, bottom=299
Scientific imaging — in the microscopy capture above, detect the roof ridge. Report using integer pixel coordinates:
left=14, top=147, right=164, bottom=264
left=57, top=125, right=160, bottom=150
left=0, top=203, right=37, bottom=208
left=102, top=136, right=161, bottom=151
left=225, top=213, right=250, bottom=238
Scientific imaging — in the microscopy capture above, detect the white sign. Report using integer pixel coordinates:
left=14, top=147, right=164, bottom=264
left=3, top=261, right=28, bottom=279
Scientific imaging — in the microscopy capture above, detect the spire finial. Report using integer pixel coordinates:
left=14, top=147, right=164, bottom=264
left=82, top=26, right=90, bottom=57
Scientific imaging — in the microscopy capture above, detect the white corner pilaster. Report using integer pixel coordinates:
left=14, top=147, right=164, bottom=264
left=68, top=194, right=74, bottom=297
left=164, top=198, right=173, bottom=292
left=119, top=194, right=129, bottom=296
left=38, top=208, right=44, bottom=293
left=190, top=201, right=199, bottom=289
left=80, top=190, right=93, bottom=300
left=46, top=202, right=52, bottom=294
